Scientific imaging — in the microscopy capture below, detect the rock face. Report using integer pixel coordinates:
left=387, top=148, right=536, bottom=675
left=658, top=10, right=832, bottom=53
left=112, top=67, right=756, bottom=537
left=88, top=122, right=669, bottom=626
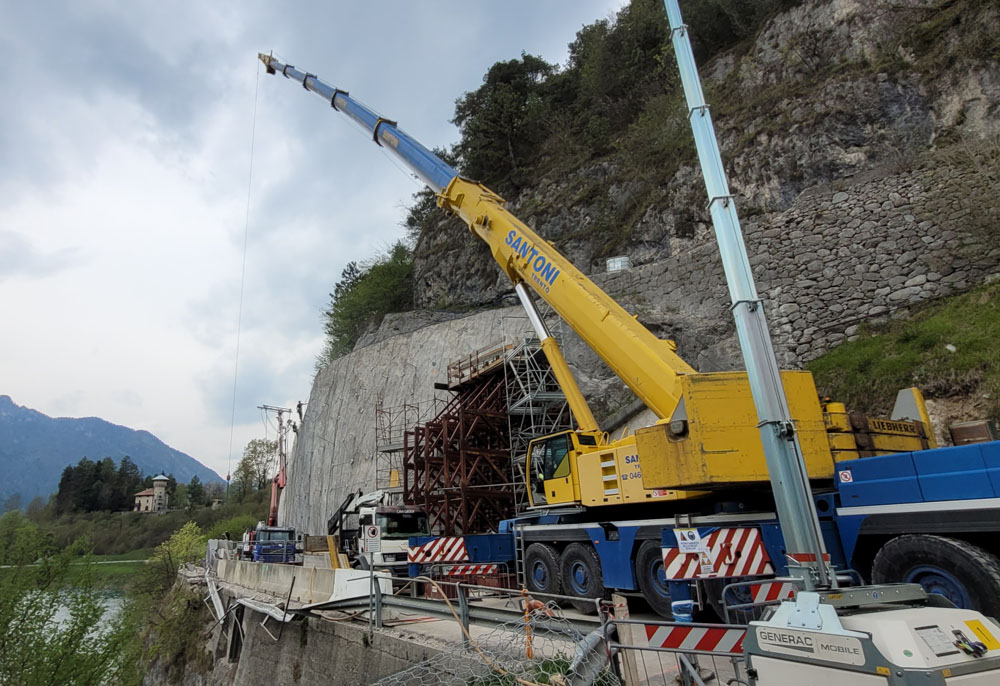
left=283, top=0, right=1000, bottom=534
left=284, top=150, right=1000, bottom=533
left=411, top=0, right=1000, bottom=309
left=279, top=309, right=531, bottom=534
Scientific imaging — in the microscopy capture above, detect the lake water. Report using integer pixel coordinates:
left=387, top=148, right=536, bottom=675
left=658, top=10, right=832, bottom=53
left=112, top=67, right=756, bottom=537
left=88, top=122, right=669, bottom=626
left=51, top=590, right=125, bottom=632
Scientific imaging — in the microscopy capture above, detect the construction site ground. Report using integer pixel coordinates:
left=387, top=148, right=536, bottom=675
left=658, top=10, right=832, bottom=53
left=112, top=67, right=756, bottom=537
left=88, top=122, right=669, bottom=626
left=210, top=560, right=738, bottom=685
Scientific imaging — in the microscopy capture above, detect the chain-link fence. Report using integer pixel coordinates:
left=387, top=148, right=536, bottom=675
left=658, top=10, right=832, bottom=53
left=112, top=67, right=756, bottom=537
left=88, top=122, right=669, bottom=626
left=372, top=613, right=621, bottom=686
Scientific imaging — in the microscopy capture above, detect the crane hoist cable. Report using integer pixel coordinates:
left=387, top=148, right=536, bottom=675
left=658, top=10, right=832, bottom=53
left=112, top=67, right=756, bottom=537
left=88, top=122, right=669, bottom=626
left=226, top=59, right=261, bottom=487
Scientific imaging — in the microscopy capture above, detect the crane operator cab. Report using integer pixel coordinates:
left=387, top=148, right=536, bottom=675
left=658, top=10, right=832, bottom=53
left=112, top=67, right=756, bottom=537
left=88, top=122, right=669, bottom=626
left=526, top=430, right=601, bottom=507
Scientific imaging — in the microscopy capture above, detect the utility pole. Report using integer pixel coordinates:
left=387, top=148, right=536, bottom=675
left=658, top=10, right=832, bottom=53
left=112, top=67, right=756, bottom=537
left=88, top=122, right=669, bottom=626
left=259, top=404, right=294, bottom=526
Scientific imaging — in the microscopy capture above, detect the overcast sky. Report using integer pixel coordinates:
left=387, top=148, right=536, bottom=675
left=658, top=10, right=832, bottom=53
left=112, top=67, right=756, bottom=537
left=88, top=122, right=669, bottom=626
left=0, top=1, right=627, bottom=481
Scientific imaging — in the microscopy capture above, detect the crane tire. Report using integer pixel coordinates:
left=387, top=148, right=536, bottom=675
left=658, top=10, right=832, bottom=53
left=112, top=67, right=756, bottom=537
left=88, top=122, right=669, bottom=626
left=524, top=543, right=562, bottom=596
left=560, top=543, right=604, bottom=614
left=872, top=534, right=1000, bottom=617
left=635, top=540, right=673, bottom=618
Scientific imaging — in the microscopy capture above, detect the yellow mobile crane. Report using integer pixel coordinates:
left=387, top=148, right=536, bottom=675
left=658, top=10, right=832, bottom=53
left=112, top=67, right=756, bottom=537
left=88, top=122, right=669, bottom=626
left=259, top=54, right=933, bottom=514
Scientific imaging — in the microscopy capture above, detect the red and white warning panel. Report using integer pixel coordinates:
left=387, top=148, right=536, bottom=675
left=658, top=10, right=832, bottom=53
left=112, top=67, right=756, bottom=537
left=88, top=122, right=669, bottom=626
left=662, top=527, right=773, bottom=579
left=442, top=564, right=498, bottom=576
left=407, top=537, right=469, bottom=564
left=749, top=581, right=798, bottom=604
left=645, top=624, right=746, bottom=654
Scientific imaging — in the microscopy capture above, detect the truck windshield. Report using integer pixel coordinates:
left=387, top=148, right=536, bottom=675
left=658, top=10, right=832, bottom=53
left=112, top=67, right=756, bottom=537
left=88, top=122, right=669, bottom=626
left=377, top=512, right=430, bottom=539
left=259, top=530, right=294, bottom=541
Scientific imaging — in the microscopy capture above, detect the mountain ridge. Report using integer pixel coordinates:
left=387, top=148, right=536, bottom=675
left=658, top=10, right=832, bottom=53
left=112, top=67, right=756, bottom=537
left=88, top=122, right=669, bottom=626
left=0, top=394, right=224, bottom=506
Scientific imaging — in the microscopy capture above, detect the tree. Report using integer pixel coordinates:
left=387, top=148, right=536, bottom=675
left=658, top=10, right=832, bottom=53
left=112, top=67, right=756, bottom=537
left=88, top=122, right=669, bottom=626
left=134, top=521, right=206, bottom=600
left=319, top=242, right=414, bottom=365
left=25, top=496, right=46, bottom=522
left=231, top=438, right=277, bottom=501
left=187, top=476, right=205, bottom=507
left=453, top=53, right=555, bottom=190
left=2, top=493, right=22, bottom=513
left=0, top=511, right=142, bottom=685
left=204, top=481, right=224, bottom=503
left=172, top=483, right=189, bottom=509
left=115, top=457, right=143, bottom=511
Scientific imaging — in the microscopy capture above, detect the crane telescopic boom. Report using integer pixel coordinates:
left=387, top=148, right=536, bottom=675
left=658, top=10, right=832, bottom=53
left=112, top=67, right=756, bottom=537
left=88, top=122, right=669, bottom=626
left=258, top=53, right=695, bottom=429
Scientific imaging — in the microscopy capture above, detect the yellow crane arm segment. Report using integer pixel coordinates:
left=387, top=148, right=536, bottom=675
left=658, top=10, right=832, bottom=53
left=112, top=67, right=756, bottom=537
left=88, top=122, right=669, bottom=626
left=439, top=177, right=696, bottom=421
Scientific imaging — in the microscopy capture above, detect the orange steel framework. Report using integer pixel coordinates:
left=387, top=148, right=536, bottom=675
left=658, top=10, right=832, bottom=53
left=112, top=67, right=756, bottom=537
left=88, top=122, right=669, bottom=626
left=403, top=360, right=514, bottom=536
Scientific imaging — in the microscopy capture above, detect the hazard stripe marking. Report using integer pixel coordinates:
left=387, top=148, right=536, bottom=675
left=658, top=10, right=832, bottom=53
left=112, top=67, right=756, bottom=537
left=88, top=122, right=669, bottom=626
left=750, top=581, right=797, bottom=604
left=442, top=564, right=498, bottom=576
left=644, top=624, right=745, bottom=654
left=408, top=537, right=469, bottom=563
left=662, top=527, right=774, bottom=580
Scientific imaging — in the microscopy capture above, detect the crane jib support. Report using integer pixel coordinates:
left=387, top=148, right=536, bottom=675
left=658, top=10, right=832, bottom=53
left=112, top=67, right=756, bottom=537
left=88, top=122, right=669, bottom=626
left=663, top=0, right=831, bottom=589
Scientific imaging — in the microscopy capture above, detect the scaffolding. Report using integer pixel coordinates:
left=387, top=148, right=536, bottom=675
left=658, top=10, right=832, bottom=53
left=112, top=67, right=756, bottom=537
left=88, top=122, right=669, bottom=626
left=373, top=302, right=575, bottom=534
left=404, top=362, right=513, bottom=535
left=374, top=396, right=447, bottom=505
left=502, top=337, right=575, bottom=511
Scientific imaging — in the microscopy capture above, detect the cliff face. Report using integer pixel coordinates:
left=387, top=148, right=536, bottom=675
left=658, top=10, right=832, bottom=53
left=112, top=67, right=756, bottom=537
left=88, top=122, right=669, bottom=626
left=279, top=309, right=531, bottom=534
left=411, top=0, right=999, bottom=308
left=283, top=0, right=1000, bottom=533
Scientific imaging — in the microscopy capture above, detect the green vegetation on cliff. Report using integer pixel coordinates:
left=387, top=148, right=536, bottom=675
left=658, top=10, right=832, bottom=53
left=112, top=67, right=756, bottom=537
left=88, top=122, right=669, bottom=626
left=319, top=241, right=414, bottom=365
left=808, top=281, right=1000, bottom=419
left=318, top=0, right=1000, bottom=360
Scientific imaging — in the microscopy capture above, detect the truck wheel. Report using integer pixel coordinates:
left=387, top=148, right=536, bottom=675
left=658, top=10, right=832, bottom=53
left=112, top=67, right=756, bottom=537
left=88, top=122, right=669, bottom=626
left=704, top=578, right=755, bottom=623
left=524, top=543, right=561, bottom=596
left=560, top=543, right=604, bottom=614
left=872, top=535, right=1000, bottom=616
left=635, top=540, right=672, bottom=618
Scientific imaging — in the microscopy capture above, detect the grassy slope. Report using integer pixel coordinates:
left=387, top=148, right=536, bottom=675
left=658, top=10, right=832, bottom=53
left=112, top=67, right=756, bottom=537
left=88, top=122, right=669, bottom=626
left=807, top=282, right=1000, bottom=418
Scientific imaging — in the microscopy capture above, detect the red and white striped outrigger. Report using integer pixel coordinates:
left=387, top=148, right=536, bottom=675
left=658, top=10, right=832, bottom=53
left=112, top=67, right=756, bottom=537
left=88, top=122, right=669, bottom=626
left=407, top=536, right=469, bottom=564
left=662, top=527, right=774, bottom=579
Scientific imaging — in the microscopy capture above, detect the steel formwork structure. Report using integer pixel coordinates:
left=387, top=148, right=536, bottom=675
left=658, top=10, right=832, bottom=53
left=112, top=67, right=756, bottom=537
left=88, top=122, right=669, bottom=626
left=403, top=366, right=513, bottom=535
left=396, top=337, right=573, bottom=535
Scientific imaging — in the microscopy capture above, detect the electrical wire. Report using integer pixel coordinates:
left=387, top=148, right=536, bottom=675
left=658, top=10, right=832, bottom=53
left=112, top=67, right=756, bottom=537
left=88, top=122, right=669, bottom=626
left=226, top=60, right=261, bottom=490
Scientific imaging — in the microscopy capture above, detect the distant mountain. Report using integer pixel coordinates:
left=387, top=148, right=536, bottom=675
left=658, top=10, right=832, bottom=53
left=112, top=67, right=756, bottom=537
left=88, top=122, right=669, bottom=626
left=0, top=395, right=224, bottom=506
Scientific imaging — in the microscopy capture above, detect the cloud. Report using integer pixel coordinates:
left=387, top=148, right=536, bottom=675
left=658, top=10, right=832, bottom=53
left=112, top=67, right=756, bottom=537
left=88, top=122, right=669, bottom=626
left=0, top=232, right=81, bottom=281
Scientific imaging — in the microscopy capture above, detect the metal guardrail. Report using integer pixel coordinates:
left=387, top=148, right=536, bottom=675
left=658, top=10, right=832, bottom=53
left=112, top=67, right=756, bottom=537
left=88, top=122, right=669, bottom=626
left=298, top=576, right=604, bottom=639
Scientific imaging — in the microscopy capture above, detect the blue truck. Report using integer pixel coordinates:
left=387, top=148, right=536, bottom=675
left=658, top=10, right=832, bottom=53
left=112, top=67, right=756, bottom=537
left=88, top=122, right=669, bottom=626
left=240, top=524, right=298, bottom=564
left=408, top=440, right=1000, bottom=619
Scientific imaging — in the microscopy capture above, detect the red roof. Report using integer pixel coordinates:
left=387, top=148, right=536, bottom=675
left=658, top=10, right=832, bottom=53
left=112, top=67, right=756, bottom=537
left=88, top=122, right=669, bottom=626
left=134, top=488, right=155, bottom=497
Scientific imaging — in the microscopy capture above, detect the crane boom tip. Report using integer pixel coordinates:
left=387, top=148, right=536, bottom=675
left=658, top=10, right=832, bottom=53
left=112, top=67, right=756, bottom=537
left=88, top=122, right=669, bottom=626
left=258, top=52, right=276, bottom=74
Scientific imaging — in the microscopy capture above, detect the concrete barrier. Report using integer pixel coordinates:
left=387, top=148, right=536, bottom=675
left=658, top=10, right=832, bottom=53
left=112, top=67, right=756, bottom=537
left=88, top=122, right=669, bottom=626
left=217, top=559, right=390, bottom=605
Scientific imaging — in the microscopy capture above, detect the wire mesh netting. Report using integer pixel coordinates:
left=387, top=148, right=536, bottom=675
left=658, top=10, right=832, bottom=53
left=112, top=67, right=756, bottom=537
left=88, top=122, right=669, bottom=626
left=372, top=614, right=621, bottom=686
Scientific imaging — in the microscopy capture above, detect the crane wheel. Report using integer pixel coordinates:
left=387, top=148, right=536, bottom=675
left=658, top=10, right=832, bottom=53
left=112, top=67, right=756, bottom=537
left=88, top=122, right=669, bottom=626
left=872, top=534, right=1000, bottom=617
left=635, top=540, right=673, bottom=618
left=560, top=543, right=604, bottom=614
left=524, top=543, right=562, bottom=596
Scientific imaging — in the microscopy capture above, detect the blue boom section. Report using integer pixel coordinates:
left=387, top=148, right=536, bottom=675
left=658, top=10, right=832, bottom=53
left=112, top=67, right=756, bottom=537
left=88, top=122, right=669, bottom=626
left=260, top=55, right=457, bottom=192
